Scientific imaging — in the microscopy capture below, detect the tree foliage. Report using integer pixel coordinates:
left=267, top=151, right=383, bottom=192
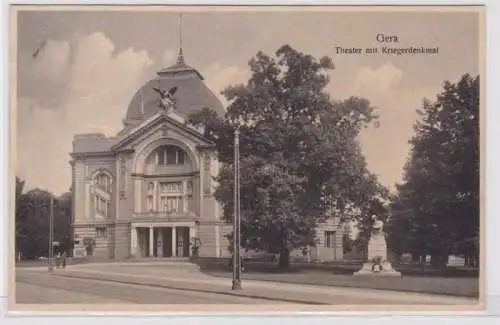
left=15, top=178, right=73, bottom=260
left=188, top=45, right=387, bottom=266
left=387, top=74, right=479, bottom=266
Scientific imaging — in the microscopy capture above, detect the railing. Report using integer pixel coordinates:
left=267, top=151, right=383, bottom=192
left=144, top=164, right=194, bottom=175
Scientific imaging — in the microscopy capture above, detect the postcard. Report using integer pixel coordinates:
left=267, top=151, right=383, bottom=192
left=9, top=4, right=484, bottom=313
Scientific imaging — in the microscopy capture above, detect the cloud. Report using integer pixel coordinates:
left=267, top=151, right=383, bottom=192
left=343, top=63, right=438, bottom=190
left=17, top=32, right=154, bottom=195
left=17, top=34, right=253, bottom=195
left=202, top=63, right=251, bottom=106
left=352, top=63, right=404, bottom=108
left=32, top=40, right=71, bottom=85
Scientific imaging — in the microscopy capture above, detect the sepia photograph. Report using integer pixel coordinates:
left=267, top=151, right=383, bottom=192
left=9, top=5, right=483, bottom=313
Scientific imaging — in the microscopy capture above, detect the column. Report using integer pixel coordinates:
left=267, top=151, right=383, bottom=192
left=130, top=226, right=137, bottom=257
left=115, top=157, right=120, bottom=220
left=85, top=183, right=91, bottom=220
left=153, top=181, right=158, bottom=212
left=157, top=229, right=163, bottom=257
left=189, top=226, right=195, bottom=258
left=199, top=153, right=204, bottom=203
left=149, top=226, right=154, bottom=257
left=171, top=226, right=177, bottom=257
left=182, top=180, right=188, bottom=212
left=134, top=179, right=141, bottom=213
left=215, top=225, right=220, bottom=258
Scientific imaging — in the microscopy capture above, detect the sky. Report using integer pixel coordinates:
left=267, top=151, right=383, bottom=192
left=14, top=7, right=480, bottom=196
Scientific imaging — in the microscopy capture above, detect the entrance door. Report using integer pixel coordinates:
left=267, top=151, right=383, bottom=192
left=137, top=228, right=149, bottom=258
left=162, top=228, right=173, bottom=257
left=176, top=227, right=190, bottom=257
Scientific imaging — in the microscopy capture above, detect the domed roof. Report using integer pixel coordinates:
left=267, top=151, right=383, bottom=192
left=125, top=53, right=225, bottom=124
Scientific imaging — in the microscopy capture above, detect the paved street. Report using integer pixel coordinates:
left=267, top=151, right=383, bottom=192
left=16, top=270, right=288, bottom=304
left=14, top=262, right=480, bottom=306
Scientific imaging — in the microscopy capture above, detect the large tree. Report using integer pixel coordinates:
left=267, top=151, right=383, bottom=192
left=387, top=74, right=479, bottom=267
left=188, top=45, right=386, bottom=267
left=15, top=177, right=26, bottom=257
left=15, top=186, right=73, bottom=260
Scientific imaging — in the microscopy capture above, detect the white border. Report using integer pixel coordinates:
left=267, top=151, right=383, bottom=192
left=2, top=0, right=498, bottom=322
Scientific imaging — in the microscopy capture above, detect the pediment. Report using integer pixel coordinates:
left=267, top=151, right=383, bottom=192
left=111, top=112, right=214, bottom=152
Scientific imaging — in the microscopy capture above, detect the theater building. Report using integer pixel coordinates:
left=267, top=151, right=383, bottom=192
left=70, top=50, right=344, bottom=261
left=70, top=51, right=233, bottom=259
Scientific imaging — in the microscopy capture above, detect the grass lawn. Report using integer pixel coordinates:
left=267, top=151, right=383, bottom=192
left=204, top=270, right=479, bottom=298
left=196, top=258, right=479, bottom=298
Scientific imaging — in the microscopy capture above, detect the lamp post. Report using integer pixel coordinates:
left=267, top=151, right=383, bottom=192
left=48, top=196, right=54, bottom=272
left=232, top=127, right=242, bottom=290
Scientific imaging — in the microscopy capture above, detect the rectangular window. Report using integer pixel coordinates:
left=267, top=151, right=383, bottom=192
left=146, top=196, right=154, bottom=212
left=159, top=196, right=181, bottom=212
left=96, top=227, right=107, bottom=239
left=160, top=196, right=167, bottom=212
left=166, top=197, right=180, bottom=212
left=147, top=182, right=154, bottom=195
left=158, top=150, right=166, bottom=165
left=324, top=231, right=336, bottom=248
left=177, top=149, right=185, bottom=164
left=166, top=147, right=177, bottom=164
left=95, top=196, right=110, bottom=217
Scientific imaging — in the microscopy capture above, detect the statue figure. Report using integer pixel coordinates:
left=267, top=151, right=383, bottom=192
left=153, top=86, right=178, bottom=113
left=367, top=214, right=387, bottom=262
left=371, top=214, right=384, bottom=234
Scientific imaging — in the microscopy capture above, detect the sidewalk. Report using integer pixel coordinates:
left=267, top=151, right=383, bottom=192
left=27, top=265, right=479, bottom=306
left=205, top=270, right=479, bottom=298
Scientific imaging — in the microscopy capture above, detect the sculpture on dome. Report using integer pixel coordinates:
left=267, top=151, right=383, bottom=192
left=153, top=86, right=178, bottom=113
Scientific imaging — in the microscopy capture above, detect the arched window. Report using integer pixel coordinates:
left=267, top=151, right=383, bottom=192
left=93, top=171, right=112, bottom=218
left=95, top=173, right=111, bottom=192
left=156, top=145, right=186, bottom=165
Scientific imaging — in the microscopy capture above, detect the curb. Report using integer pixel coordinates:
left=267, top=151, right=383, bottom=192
left=70, top=261, right=200, bottom=269
left=205, top=273, right=479, bottom=298
left=48, top=272, right=329, bottom=305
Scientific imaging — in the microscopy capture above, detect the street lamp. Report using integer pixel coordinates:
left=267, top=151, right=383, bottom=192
left=48, top=196, right=54, bottom=272
left=232, top=127, right=242, bottom=290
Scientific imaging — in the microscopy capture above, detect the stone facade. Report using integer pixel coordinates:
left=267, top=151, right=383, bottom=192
left=70, top=111, right=230, bottom=259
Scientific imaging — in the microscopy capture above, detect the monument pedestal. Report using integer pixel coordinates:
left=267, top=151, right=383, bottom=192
left=353, top=260, right=402, bottom=276
left=353, top=227, right=401, bottom=277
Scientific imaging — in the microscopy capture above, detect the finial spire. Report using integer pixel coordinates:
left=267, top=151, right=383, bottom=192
left=177, top=13, right=185, bottom=65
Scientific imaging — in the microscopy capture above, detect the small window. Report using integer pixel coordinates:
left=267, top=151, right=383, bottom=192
left=95, top=196, right=110, bottom=217
left=147, top=182, right=155, bottom=195
left=146, top=196, right=154, bottom=212
left=177, top=148, right=185, bottom=164
left=96, top=227, right=107, bottom=239
left=159, top=196, right=181, bottom=213
left=324, top=231, right=336, bottom=248
left=95, top=173, right=111, bottom=192
left=166, top=147, right=177, bottom=164
left=158, top=151, right=166, bottom=165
